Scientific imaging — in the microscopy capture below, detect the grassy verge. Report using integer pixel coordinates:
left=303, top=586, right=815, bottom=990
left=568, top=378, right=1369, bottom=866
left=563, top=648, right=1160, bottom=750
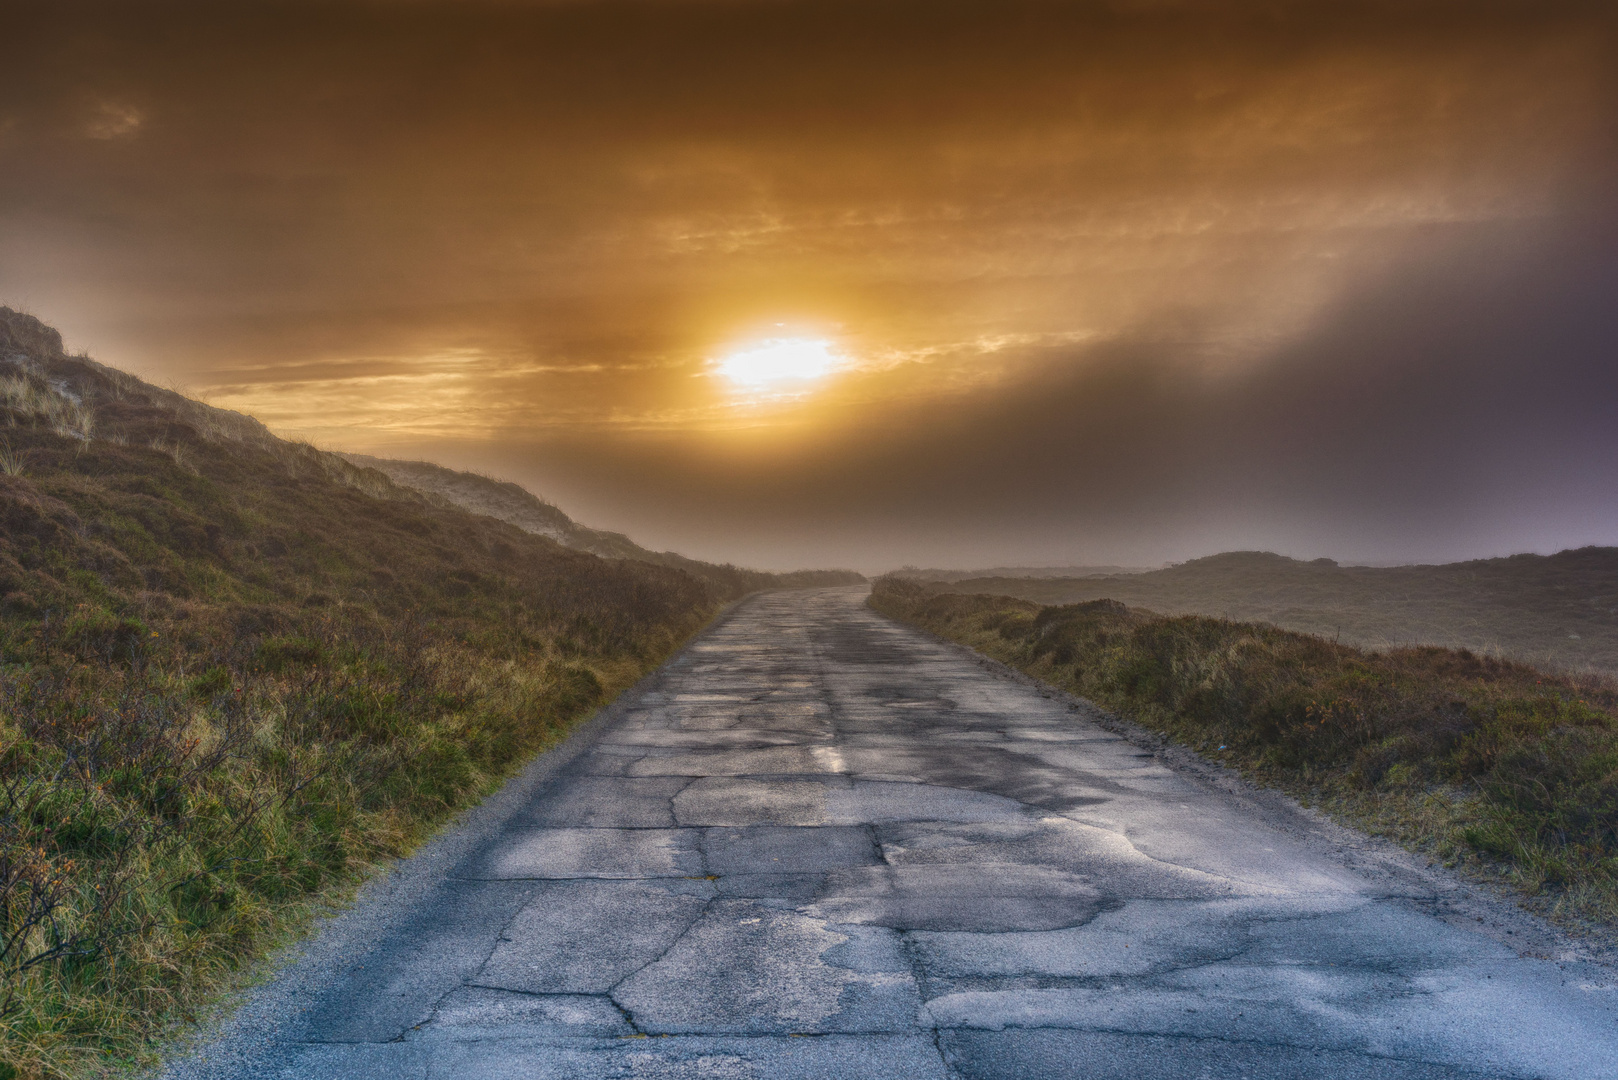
left=904, top=547, right=1618, bottom=678
left=0, top=309, right=728, bottom=1078
left=870, top=576, right=1618, bottom=934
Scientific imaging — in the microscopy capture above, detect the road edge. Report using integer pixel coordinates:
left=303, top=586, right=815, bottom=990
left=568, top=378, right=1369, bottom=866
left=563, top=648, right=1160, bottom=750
left=865, top=595, right=1618, bottom=971
left=152, top=595, right=756, bottom=1080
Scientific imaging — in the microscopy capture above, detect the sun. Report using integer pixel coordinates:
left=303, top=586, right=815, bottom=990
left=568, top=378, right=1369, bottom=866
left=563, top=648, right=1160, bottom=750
left=715, top=338, right=841, bottom=390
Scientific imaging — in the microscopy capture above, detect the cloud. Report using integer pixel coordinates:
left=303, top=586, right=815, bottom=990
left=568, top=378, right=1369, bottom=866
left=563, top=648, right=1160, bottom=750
left=83, top=100, right=144, bottom=140
left=457, top=212, right=1618, bottom=568
left=1, top=0, right=1615, bottom=567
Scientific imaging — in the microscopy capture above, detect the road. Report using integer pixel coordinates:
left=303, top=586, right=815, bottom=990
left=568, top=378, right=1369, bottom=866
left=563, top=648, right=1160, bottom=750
left=166, top=586, right=1618, bottom=1079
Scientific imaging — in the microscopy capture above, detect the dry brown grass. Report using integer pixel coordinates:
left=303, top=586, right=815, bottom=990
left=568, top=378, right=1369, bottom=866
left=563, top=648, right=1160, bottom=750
left=930, top=549, right=1618, bottom=677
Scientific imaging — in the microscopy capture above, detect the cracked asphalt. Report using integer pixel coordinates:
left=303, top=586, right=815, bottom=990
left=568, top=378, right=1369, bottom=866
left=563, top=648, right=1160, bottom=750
left=163, top=587, right=1618, bottom=1079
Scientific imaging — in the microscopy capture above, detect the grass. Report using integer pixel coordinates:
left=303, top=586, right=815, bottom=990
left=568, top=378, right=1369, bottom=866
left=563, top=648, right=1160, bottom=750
left=0, top=307, right=765, bottom=1078
left=870, top=576, right=1618, bottom=935
left=922, top=548, right=1618, bottom=677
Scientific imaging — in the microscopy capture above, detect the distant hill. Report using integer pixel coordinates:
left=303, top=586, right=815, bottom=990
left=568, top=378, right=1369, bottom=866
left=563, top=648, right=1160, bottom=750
left=922, top=549, right=1618, bottom=675
left=338, top=454, right=661, bottom=560
left=889, top=564, right=1152, bottom=581
left=339, top=454, right=863, bottom=593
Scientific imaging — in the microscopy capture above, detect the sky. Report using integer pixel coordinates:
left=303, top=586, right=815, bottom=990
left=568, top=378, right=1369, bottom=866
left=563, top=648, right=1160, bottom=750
left=3, top=0, right=1616, bottom=571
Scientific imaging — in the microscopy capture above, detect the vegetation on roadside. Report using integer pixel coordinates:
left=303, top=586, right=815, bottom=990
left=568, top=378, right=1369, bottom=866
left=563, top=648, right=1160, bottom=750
left=914, top=548, right=1618, bottom=676
left=870, top=576, right=1618, bottom=934
left=0, top=307, right=778, bottom=1079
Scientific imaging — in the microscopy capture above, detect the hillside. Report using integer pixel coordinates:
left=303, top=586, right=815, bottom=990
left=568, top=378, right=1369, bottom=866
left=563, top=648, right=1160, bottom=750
left=338, top=454, right=652, bottom=558
left=925, top=549, right=1618, bottom=675
left=0, top=307, right=822, bottom=1078
left=888, top=564, right=1150, bottom=582
left=339, top=453, right=863, bottom=593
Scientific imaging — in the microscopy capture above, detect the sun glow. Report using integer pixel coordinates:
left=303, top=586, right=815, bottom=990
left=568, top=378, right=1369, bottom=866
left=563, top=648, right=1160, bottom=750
left=715, top=337, right=840, bottom=389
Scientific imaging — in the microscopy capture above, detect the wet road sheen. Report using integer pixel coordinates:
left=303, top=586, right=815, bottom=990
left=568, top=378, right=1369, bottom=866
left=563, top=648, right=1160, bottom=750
left=209, top=588, right=1618, bottom=1078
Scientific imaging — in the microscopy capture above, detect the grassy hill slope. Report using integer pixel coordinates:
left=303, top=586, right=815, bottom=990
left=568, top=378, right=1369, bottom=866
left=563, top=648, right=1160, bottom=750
left=0, top=307, right=769, bottom=1078
left=337, top=453, right=650, bottom=557
left=339, top=453, right=863, bottom=593
left=928, top=549, right=1618, bottom=675
left=889, top=564, right=1149, bottom=581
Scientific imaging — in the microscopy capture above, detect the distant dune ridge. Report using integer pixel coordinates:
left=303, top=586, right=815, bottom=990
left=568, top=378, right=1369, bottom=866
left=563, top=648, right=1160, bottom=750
left=890, top=564, right=1153, bottom=581
left=339, top=453, right=863, bottom=592
left=339, top=453, right=653, bottom=558
left=915, top=549, right=1618, bottom=676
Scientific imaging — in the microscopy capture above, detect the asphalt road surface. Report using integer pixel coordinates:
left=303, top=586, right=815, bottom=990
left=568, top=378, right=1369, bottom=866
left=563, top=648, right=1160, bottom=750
left=166, top=587, right=1618, bottom=1080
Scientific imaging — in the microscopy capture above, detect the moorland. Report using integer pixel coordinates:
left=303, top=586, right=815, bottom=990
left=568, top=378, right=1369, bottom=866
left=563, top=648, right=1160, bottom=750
left=3, top=296, right=1614, bottom=1079
left=917, top=549, right=1618, bottom=676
